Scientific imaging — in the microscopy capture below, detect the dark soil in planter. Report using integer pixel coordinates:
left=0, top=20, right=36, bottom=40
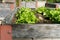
left=35, top=13, right=52, bottom=24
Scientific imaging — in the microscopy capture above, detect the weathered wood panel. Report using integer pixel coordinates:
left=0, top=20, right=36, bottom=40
left=34, top=38, right=52, bottom=40
left=13, top=38, right=60, bottom=40
left=0, top=25, right=1, bottom=39
left=1, top=25, right=12, bottom=40
left=13, top=38, right=32, bottom=40
left=34, top=38, right=60, bottom=40
left=12, top=24, right=60, bottom=38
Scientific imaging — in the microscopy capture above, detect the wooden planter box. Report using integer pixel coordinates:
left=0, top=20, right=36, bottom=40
left=1, top=24, right=60, bottom=40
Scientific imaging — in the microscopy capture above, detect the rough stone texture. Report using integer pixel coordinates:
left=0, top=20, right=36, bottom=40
left=0, top=3, right=16, bottom=24
left=0, top=3, right=10, bottom=18
left=12, top=24, right=60, bottom=38
left=0, top=3, right=16, bottom=17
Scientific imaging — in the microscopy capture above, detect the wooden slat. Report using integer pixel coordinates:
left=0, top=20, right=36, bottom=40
left=10, top=4, right=14, bottom=10
left=13, top=38, right=32, bottom=40
left=1, top=25, right=12, bottom=40
left=0, top=25, right=1, bottom=39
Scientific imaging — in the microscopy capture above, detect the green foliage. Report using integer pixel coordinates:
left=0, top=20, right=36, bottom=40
left=36, top=7, right=60, bottom=23
left=16, top=7, right=60, bottom=23
left=36, top=7, right=47, bottom=13
left=16, top=0, right=19, bottom=7
left=49, top=9, right=60, bottom=23
left=47, top=0, right=55, bottom=3
left=56, top=0, right=60, bottom=2
left=47, top=0, right=53, bottom=3
left=22, top=0, right=32, bottom=2
left=47, top=0, right=60, bottom=3
left=16, top=7, right=38, bottom=24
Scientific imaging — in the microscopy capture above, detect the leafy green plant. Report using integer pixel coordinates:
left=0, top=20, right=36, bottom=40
left=22, top=0, right=32, bottom=2
left=16, top=0, right=19, bottom=7
left=36, top=7, right=60, bottom=23
left=15, top=7, right=38, bottom=24
left=15, top=7, right=60, bottom=24
left=47, top=0, right=55, bottom=3
left=56, top=0, right=60, bottom=2
left=49, top=9, right=60, bottom=23
left=36, top=7, right=47, bottom=13
left=47, top=0, right=60, bottom=3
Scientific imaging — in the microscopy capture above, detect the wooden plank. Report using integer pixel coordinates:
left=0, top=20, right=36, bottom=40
left=52, top=39, right=60, bottom=40
left=1, top=25, right=12, bottom=40
left=12, top=24, right=60, bottom=38
left=0, top=25, right=1, bottom=40
left=34, top=38, right=52, bottom=40
left=13, top=38, right=32, bottom=40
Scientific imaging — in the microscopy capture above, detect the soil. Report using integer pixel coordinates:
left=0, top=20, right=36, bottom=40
left=35, top=13, right=52, bottom=24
